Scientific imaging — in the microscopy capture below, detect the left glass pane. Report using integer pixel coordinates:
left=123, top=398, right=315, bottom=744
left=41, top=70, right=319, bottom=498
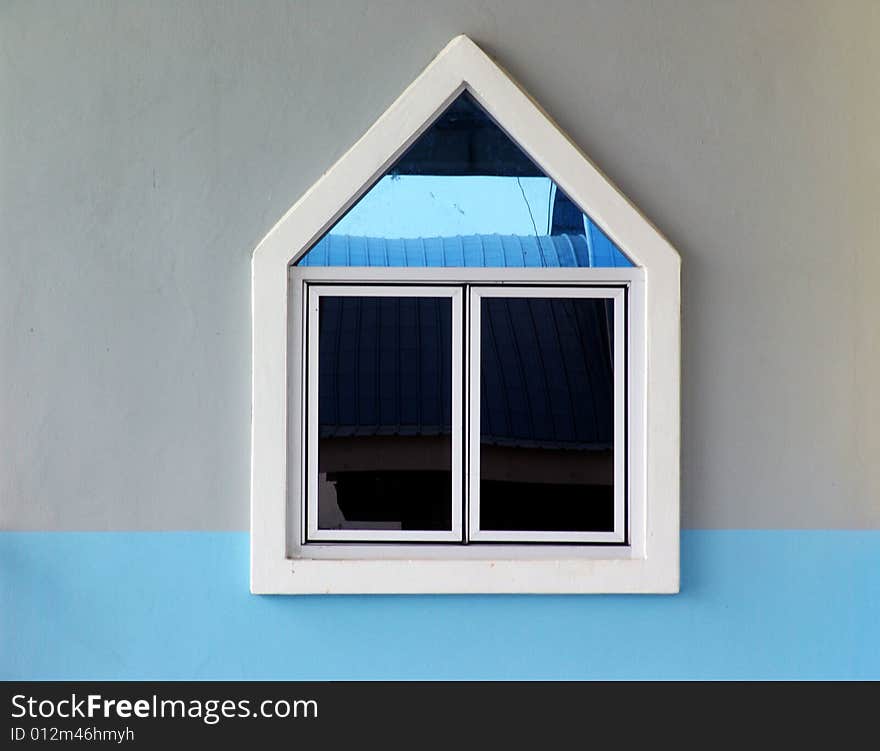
left=311, top=294, right=455, bottom=536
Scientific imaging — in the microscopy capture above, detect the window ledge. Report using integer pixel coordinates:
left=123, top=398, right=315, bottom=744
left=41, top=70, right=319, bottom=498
left=251, top=556, right=679, bottom=595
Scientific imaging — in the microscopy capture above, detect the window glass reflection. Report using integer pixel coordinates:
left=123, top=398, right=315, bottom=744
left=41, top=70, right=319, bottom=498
left=316, top=296, right=453, bottom=531
left=298, top=92, right=633, bottom=268
left=479, top=297, right=615, bottom=532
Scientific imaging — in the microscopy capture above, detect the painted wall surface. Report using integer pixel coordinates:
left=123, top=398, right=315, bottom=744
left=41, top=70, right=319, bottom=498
left=2, top=1, right=878, bottom=678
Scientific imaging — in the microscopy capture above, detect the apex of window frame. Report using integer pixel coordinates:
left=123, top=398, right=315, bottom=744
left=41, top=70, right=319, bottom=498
left=251, top=33, right=679, bottom=273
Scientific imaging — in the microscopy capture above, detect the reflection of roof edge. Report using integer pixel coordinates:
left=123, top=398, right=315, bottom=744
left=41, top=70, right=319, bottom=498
left=320, top=426, right=450, bottom=438
left=299, top=231, right=633, bottom=268
left=299, top=233, right=592, bottom=268
left=481, top=436, right=613, bottom=452
left=318, top=428, right=612, bottom=451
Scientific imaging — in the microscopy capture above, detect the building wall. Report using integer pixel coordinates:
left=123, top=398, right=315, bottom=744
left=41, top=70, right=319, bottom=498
left=2, top=0, right=878, bottom=678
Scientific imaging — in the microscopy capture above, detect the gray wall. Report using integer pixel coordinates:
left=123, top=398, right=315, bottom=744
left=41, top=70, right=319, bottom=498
left=2, top=0, right=878, bottom=531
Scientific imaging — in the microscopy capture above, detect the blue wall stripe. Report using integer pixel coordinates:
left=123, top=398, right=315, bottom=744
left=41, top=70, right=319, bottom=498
left=2, top=531, right=878, bottom=680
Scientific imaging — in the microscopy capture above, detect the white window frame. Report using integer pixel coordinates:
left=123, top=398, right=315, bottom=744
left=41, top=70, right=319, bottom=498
left=251, top=35, right=680, bottom=594
left=294, top=271, right=633, bottom=550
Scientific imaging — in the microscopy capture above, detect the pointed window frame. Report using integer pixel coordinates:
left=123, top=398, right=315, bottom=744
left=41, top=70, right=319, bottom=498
left=251, top=36, right=680, bottom=594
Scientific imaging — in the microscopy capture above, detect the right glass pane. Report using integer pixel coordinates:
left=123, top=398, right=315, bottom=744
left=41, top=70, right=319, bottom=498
left=477, top=293, right=620, bottom=537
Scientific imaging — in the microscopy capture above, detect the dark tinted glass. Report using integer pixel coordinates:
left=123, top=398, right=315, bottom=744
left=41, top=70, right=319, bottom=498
left=479, top=297, right=615, bottom=532
left=297, top=91, right=633, bottom=268
left=316, top=296, right=453, bottom=531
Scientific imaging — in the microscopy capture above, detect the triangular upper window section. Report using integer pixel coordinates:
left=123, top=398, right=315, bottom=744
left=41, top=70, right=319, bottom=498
left=297, top=92, right=634, bottom=269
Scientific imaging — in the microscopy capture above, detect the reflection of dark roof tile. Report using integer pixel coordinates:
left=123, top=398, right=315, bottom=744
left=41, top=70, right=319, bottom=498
left=319, top=296, right=453, bottom=440
left=480, top=297, right=613, bottom=450
left=315, top=238, right=617, bottom=450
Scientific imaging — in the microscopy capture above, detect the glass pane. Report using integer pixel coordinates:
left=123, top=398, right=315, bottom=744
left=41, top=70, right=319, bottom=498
left=479, top=296, right=615, bottom=532
left=316, top=296, right=453, bottom=531
left=298, top=91, right=633, bottom=268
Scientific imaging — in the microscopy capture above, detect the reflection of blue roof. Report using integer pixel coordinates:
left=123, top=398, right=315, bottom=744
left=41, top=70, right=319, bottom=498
left=299, top=229, right=632, bottom=268
left=315, top=237, right=618, bottom=450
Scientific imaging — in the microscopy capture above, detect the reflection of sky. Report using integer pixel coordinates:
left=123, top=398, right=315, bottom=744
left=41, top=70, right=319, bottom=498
left=331, top=175, right=581, bottom=239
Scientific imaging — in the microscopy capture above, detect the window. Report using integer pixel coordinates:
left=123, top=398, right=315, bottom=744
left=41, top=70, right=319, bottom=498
left=252, top=36, right=680, bottom=593
left=468, top=285, right=626, bottom=544
left=304, top=285, right=463, bottom=543
left=296, top=276, right=628, bottom=547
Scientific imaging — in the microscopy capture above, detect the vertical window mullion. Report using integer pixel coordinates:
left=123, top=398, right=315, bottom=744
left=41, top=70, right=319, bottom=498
left=466, top=288, right=482, bottom=541
left=462, top=284, right=471, bottom=543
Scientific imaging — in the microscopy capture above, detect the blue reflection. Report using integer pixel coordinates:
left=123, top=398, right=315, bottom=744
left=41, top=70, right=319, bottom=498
left=298, top=91, right=632, bottom=269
